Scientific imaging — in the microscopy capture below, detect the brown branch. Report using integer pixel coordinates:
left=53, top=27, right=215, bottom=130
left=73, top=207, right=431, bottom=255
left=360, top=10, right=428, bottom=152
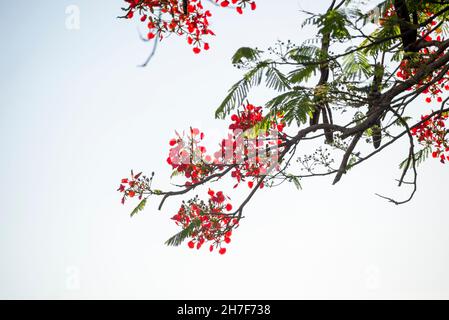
left=332, top=131, right=363, bottom=185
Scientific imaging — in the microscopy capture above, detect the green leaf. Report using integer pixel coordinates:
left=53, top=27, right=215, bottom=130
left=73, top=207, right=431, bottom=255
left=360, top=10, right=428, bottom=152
left=215, top=61, right=268, bottom=119
left=289, top=65, right=317, bottom=83
left=231, top=47, right=261, bottom=64
left=318, top=9, right=350, bottom=40
left=360, top=19, right=401, bottom=55
left=215, top=62, right=291, bottom=119
left=165, top=218, right=201, bottom=247
left=265, top=67, right=291, bottom=92
left=341, top=48, right=372, bottom=80
left=170, top=170, right=182, bottom=178
left=347, top=155, right=357, bottom=170
left=399, top=146, right=432, bottom=169
left=130, top=198, right=147, bottom=218
left=288, top=174, right=302, bottom=190
left=288, top=45, right=319, bottom=64
left=266, top=90, right=313, bottom=125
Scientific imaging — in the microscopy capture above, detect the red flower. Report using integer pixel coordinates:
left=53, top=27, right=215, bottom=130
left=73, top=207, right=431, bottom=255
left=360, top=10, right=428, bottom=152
left=216, top=191, right=225, bottom=203
left=221, top=1, right=230, bottom=7
left=193, top=47, right=201, bottom=54
left=169, top=139, right=177, bottom=146
left=147, top=32, right=155, bottom=40
left=188, top=241, right=195, bottom=249
left=250, top=2, right=256, bottom=10
left=225, top=203, right=233, bottom=211
left=248, top=181, right=254, bottom=188
left=128, top=190, right=136, bottom=198
left=219, top=247, right=227, bottom=255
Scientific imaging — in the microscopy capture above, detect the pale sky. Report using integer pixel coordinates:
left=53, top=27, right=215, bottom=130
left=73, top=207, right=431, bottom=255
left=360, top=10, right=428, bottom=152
left=1, top=0, right=449, bottom=299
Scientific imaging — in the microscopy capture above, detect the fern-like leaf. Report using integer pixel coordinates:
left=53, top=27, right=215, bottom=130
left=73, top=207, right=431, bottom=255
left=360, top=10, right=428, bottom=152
left=341, top=48, right=372, bottom=80
left=232, top=47, right=261, bottom=64
left=165, top=218, right=201, bottom=247
left=215, top=61, right=268, bottom=119
left=130, top=198, right=147, bottom=218
left=399, top=146, right=432, bottom=169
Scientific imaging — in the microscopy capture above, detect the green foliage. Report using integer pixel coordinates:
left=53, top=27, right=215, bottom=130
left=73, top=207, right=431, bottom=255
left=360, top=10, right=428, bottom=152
left=215, top=57, right=291, bottom=119
left=130, top=198, right=147, bottom=217
left=170, top=169, right=183, bottom=178
left=266, top=67, right=291, bottom=92
left=360, top=19, right=401, bottom=55
left=288, top=45, right=320, bottom=64
left=286, top=46, right=321, bottom=83
left=347, top=155, right=358, bottom=171
left=318, top=9, right=350, bottom=40
left=342, top=48, right=372, bottom=80
left=301, top=14, right=319, bottom=28
left=215, top=61, right=267, bottom=119
left=266, top=90, right=314, bottom=125
left=288, top=65, right=318, bottom=83
left=287, top=174, right=302, bottom=190
left=213, top=0, right=449, bottom=194
left=165, top=218, right=201, bottom=246
left=399, top=146, right=432, bottom=169
left=232, top=47, right=261, bottom=64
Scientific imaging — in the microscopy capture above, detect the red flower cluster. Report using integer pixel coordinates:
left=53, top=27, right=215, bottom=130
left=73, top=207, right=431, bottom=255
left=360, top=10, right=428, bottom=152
left=229, top=104, right=264, bottom=131
left=166, top=127, right=214, bottom=185
left=383, top=6, right=449, bottom=164
left=225, top=104, right=285, bottom=188
left=117, top=171, right=150, bottom=204
left=166, top=104, right=285, bottom=189
left=396, top=43, right=449, bottom=104
left=119, top=103, right=285, bottom=254
left=411, top=113, right=449, bottom=163
left=123, top=0, right=256, bottom=53
left=394, top=9, right=448, bottom=103
left=217, top=0, right=256, bottom=14
left=171, top=190, right=238, bottom=254
left=229, top=104, right=286, bottom=133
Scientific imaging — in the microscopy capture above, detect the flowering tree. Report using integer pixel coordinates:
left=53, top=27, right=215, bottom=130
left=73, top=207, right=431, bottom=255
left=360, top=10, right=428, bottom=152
left=118, top=0, right=449, bottom=254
